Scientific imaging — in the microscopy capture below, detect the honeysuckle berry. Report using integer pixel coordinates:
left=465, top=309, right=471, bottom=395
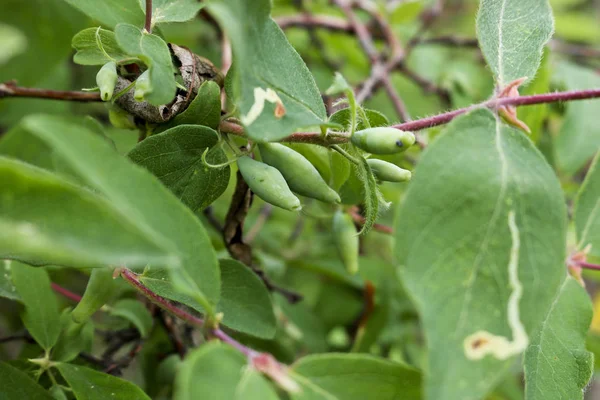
left=351, top=127, right=415, bottom=154
left=332, top=210, right=359, bottom=274
left=367, top=159, right=411, bottom=182
left=237, top=156, right=301, bottom=212
left=96, top=61, right=118, bottom=101
left=259, top=143, right=341, bottom=204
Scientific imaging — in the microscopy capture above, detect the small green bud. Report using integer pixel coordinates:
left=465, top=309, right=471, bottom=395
left=332, top=210, right=359, bottom=274
left=367, top=159, right=411, bottom=182
left=259, top=143, right=341, bottom=204
left=96, top=61, right=118, bottom=101
left=134, top=70, right=151, bottom=102
left=237, top=156, right=301, bottom=211
left=351, top=127, right=415, bottom=154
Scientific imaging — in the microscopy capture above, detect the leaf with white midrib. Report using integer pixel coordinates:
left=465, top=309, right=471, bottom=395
left=395, top=109, right=567, bottom=399
left=476, top=0, right=554, bottom=86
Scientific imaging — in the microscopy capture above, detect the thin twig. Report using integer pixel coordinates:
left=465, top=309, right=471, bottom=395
left=51, top=282, right=83, bottom=302
left=0, top=82, right=101, bottom=102
left=349, top=209, right=393, bottom=234
left=0, top=333, right=33, bottom=344
left=221, top=88, right=600, bottom=144
left=145, top=0, right=153, bottom=33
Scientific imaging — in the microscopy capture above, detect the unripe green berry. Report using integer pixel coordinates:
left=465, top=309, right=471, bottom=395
left=134, top=70, right=151, bottom=102
left=351, top=127, right=415, bottom=154
left=367, top=159, right=411, bottom=182
left=237, top=156, right=301, bottom=211
left=96, top=61, right=118, bottom=101
left=332, top=210, right=359, bottom=274
left=259, top=143, right=341, bottom=204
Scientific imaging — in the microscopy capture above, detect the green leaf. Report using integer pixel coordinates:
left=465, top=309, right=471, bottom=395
left=174, top=342, right=246, bottom=400
left=291, top=354, right=422, bottom=400
left=52, top=310, right=94, bottom=362
left=523, top=277, right=594, bottom=399
left=207, top=0, right=326, bottom=141
left=72, top=27, right=130, bottom=66
left=0, top=361, right=54, bottom=400
left=115, top=23, right=176, bottom=106
left=158, top=81, right=222, bottom=130
left=217, top=259, right=277, bottom=339
left=0, top=259, right=21, bottom=301
left=128, top=125, right=230, bottom=213
left=72, top=269, right=120, bottom=323
left=0, top=0, right=86, bottom=125
left=574, top=152, right=600, bottom=259
left=138, top=0, right=204, bottom=26
left=62, top=0, right=144, bottom=29
left=0, top=115, right=220, bottom=311
left=0, top=23, right=27, bottom=65
left=109, top=299, right=153, bottom=338
left=56, top=363, right=151, bottom=400
left=11, top=262, right=61, bottom=350
left=554, top=62, right=600, bottom=174
left=0, top=156, right=178, bottom=269
left=476, top=0, right=554, bottom=86
left=235, top=369, right=280, bottom=400
left=394, top=109, right=567, bottom=399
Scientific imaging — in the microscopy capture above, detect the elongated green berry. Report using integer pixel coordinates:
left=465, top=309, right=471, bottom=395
left=332, top=210, right=359, bottom=274
left=367, top=159, right=411, bottom=182
left=237, top=156, right=301, bottom=211
left=351, top=127, right=415, bottom=154
left=134, top=70, right=151, bottom=102
left=96, top=61, right=118, bottom=101
left=259, top=143, right=341, bottom=204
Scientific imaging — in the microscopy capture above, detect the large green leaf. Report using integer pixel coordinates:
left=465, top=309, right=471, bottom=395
left=72, top=27, right=131, bottom=66
left=0, top=259, right=21, bottom=301
left=394, top=109, right=567, bottom=399
left=141, top=259, right=276, bottom=338
left=291, top=354, right=421, bottom=399
left=56, top=363, right=151, bottom=400
left=11, top=262, right=61, bottom=350
left=0, top=115, right=220, bottom=310
left=128, top=125, right=230, bottom=213
left=207, top=0, right=326, bottom=141
left=0, top=0, right=85, bottom=125
left=174, top=342, right=246, bottom=400
left=137, top=0, right=204, bottom=26
left=217, top=259, right=276, bottom=339
left=115, top=23, right=176, bottom=106
left=476, top=0, right=554, bottom=86
left=523, top=277, right=594, bottom=399
left=0, top=156, right=178, bottom=268
left=554, top=62, right=600, bottom=174
left=574, top=152, right=600, bottom=259
left=62, top=0, right=144, bottom=29
left=0, top=362, right=54, bottom=399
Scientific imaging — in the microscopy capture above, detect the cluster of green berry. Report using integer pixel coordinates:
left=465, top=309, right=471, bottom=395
left=237, top=127, right=415, bottom=274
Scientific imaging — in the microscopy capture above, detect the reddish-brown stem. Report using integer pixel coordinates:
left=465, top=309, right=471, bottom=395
left=51, top=282, right=83, bottom=303
left=145, top=0, right=153, bottom=33
left=118, top=269, right=260, bottom=358
left=349, top=210, right=393, bottom=234
left=393, top=88, right=600, bottom=132
left=576, top=261, right=600, bottom=271
left=0, top=82, right=102, bottom=102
